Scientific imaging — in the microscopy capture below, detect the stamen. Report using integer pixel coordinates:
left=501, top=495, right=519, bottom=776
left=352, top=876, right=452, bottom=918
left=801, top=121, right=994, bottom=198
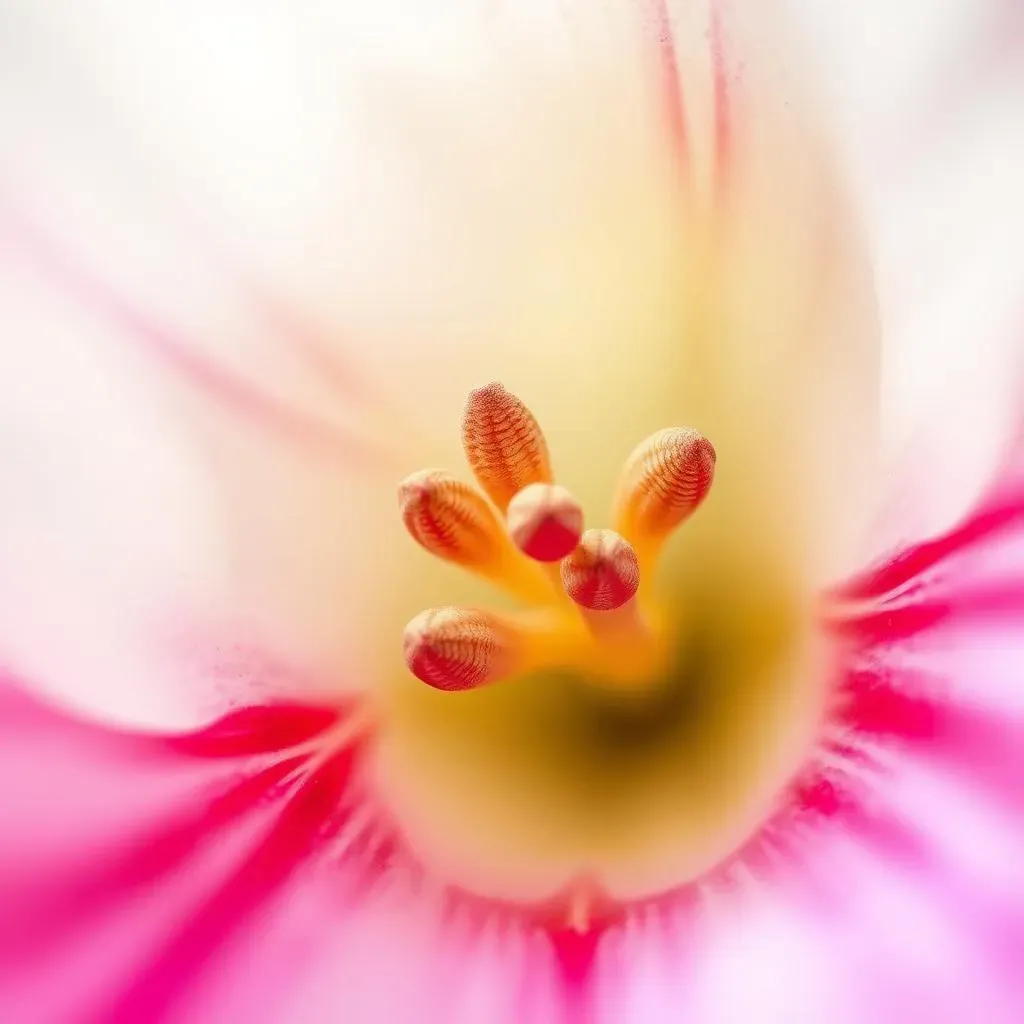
left=561, top=529, right=650, bottom=652
left=400, top=387, right=714, bottom=691
left=399, top=469, right=508, bottom=571
left=614, top=427, right=715, bottom=555
left=561, top=529, right=640, bottom=611
left=403, top=607, right=522, bottom=691
left=462, top=382, right=553, bottom=511
left=507, top=483, right=584, bottom=562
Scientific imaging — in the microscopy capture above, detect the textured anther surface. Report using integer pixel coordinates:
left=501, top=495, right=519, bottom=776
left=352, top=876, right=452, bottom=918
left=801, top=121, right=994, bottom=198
left=399, top=469, right=508, bottom=569
left=462, top=383, right=553, bottom=511
left=403, top=386, right=715, bottom=693
left=403, top=607, right=513, bottom=691
left=615, top=428, right=716, bottom=542
left=507, top=483, right=584, bottom=562
left=561, top=529, right=641, bottom=611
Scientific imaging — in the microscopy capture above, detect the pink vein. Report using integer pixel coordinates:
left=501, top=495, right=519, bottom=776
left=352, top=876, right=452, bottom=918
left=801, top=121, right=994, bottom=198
left=649, top=0, right=692, bottom=190
left=0, top=203, right=383, bottom=470
left=709, top=0, right=732, bottom=196
left=173, top=204, right=390, bottom=420
left=834, top=486, right=1024, bottom=603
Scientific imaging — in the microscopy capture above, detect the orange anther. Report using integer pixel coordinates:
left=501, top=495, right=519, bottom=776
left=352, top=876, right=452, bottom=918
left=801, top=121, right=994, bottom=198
left=399, top=470, right=507, bottom=570
left=462, top=383, right=553, bottom=511
left=614, top=428, right=715, bottom=547
left=561, top=529, right=640, bottom=611
left=403, top=607, right=520, bottom=691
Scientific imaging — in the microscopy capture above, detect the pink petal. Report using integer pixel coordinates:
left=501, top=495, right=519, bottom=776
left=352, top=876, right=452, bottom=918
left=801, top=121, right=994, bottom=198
left=0, top=677, right=400, bottom=1023
left=0, top=673, right=592, bottom=1023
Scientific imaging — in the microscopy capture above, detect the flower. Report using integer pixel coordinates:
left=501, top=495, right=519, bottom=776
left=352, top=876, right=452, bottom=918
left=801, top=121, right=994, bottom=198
left=1, top=1, right=1023, bottom=1022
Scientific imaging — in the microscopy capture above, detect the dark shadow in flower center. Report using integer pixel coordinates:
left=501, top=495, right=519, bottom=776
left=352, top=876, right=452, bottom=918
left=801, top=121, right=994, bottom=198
left=556, top=627, right=716, bottom=757
left=386, top=567, right=813, bottom=884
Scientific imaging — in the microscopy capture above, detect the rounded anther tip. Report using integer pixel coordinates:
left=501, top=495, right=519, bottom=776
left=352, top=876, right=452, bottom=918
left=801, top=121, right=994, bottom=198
left=692, top=432, right=716, bottom=463
left=462, top=382, right=515, bottom=430
left=401, top=607, right=437, bottom=666
left=402, top=607, right=509, bottom=691
left=507, top=482, right=584, bottom=562
left=464, top=381, right=507, bottom=413
left=397, top=468, right=441, bottom=507
left=561, top=529, right=640, bottom=611
left=689, top=433, right=717, bottom=478
left=615, top=427, right=717, bottom=542
left=658, top=427, right=716, bottom=471
left=461, top=382, right=552, bottom=510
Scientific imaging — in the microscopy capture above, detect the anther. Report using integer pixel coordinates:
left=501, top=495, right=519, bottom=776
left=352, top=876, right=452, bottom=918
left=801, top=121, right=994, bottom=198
left=507, top=483, right=584, bottom=562
left=399, top=469, right=508, bottom=571
left=561, top=529, right=650, bottom=652
left=614, top=428, right=715, bottom=553
left=561, top=529, right=640, bottom=611
left=462, top=382, right=553, bottom=511
left=403, top=607, right=522, bottom=691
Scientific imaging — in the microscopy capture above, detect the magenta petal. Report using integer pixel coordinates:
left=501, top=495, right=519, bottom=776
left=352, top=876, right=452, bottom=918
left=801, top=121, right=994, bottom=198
left=0, top=678, right=389, bottom=1023
left=782, top=442, right=1024, bottom=1018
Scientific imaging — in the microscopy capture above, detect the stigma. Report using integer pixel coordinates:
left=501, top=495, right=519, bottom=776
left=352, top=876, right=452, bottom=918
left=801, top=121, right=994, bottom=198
left=400, top=384, right=715, bottom=691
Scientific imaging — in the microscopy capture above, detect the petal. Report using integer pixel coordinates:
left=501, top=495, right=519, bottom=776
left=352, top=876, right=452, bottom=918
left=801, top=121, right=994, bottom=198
left=789, top=439, right=1024, bottom=1017
left=1, top=1, right=408, bottom=723
left=787, top=0, right=1024, bottom=550
left=0, top=672, right=601, bottom=1024
left=0, top=673, right=428, bottom=1023
left=0, top=251, right=227, bottom=728
left=2, top=0, right=879, bottom=729
left=684, top=891, right=858, bottom=1024
left=2, top=447, right=1021, bottom=1019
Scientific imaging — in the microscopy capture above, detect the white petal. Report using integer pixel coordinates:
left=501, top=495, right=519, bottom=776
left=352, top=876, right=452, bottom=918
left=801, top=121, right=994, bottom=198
left=787, top=0, right=1024, bottom=550
left=1, top=0, right=880, bottom=726
left=0, top=253, right=225, bottom=727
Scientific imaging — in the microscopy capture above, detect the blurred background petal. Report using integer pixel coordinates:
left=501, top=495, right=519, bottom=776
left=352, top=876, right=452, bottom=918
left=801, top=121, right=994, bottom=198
left=786, top=0, right=1024, bottom=551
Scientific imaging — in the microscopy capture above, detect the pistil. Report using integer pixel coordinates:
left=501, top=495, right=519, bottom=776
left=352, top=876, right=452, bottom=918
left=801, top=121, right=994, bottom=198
left=507, top=481, right=585, bottom=593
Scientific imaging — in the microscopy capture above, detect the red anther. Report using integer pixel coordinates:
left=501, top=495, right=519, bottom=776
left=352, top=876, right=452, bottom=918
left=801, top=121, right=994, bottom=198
left=561, top=529, right=640, bottom=611
left=507, top=483, right=584, bottom=562
left=403, top=607, right=517, bottom=691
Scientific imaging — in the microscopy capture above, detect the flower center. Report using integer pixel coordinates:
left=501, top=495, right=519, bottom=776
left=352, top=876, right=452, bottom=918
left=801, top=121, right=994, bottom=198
left=378, top=382, right=823, bottom=908
left=399, top=383, right=716, bottom=693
